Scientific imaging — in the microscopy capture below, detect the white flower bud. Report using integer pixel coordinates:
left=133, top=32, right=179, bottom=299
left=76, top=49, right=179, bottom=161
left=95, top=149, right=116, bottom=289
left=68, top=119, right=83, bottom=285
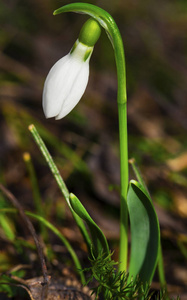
left=42, top=18, right=101, bottom=120
left=42, top=40, right=93, bottom=120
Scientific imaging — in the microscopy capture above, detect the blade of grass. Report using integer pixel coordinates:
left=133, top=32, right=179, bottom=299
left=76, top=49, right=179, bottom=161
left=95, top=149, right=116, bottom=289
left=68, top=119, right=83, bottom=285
left=28, top=124, right=92, bottom=253
left=0, top=214, right=15, bottom=241
left=0, top=208, right=86, bottom=285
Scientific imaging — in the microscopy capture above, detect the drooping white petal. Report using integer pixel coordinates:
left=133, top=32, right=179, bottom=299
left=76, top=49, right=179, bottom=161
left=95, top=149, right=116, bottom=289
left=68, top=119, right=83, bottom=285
left=55, top=61, right=89, bottom=119
left=42, top=41, right=93, bottom=119
left=42, top=54, right=71, bottom=118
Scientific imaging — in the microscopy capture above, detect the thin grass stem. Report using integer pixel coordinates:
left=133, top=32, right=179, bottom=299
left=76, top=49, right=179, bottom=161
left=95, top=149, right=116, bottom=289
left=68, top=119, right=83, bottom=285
left=28, top=124, right=92, bottom=253
left=157, top=244, right=167, bottom=288
left=26, top=211, right=86, bottom=285
left=23, top=152, right=47, bottom=239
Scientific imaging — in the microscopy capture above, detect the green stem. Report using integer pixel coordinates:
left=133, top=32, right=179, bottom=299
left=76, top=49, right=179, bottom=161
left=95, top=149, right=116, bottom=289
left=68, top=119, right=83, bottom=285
left=107, top=12, right=129, bottom=273
left=112, top=12, right=128, bottom=273
left=118, top=103, right=128, bottom=272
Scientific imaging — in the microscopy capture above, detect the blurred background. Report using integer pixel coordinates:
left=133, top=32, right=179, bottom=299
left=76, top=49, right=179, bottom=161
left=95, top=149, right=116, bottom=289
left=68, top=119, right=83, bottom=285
left=0, top=0, right=187, bottom=298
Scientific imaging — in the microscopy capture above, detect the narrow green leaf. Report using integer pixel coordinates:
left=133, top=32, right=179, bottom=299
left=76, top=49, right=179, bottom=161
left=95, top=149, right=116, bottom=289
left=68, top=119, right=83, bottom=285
left=69, top=193, right=109, bottom=258
left=29, top=124, right=92, bottom=254
left=0, top=214, right=15, bottom=241
left=127, top=180, right=160, bottom=286
left=129, top=158, right=150, bottom=199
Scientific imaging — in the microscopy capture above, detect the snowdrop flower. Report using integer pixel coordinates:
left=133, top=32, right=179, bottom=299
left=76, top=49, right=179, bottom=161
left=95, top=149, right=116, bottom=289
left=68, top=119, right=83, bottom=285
left=43, top=18, right=101, bottom=120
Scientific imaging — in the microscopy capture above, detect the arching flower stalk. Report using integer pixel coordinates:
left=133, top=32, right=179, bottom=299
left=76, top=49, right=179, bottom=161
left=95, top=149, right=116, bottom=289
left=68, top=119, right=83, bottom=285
left=43, top=4, right=129, bottom=273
